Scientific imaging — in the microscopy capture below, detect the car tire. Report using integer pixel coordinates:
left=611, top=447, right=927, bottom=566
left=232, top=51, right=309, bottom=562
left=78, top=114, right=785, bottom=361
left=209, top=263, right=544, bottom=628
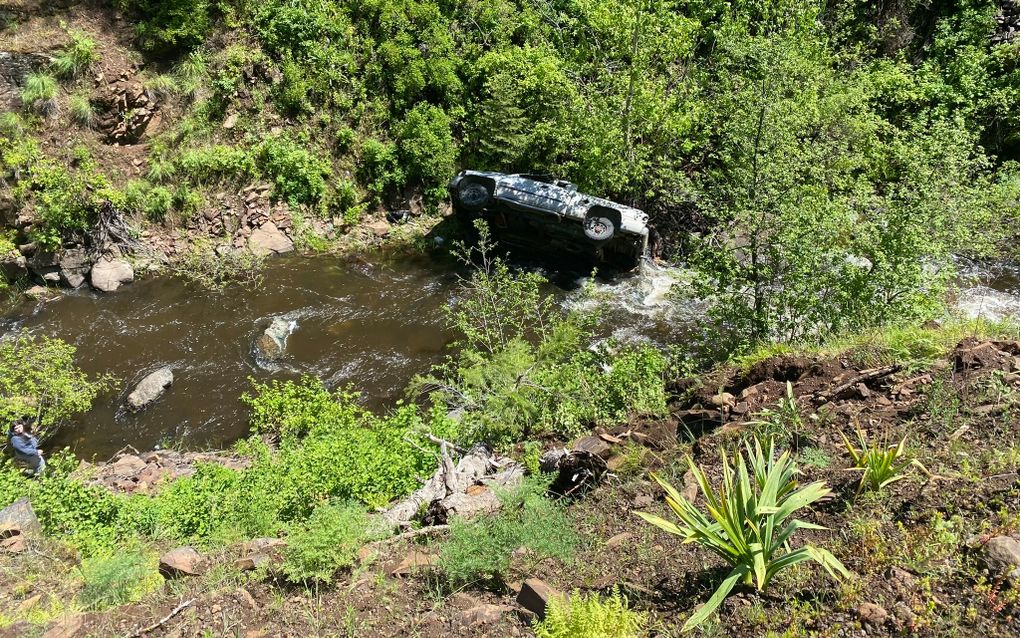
left=584, top=215, right=615, bottom=242
left=457, top=181, right=492, bottom=210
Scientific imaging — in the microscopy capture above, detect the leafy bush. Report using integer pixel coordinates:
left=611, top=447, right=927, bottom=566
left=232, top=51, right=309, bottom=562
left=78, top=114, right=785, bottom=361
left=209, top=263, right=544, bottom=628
left=52, top=30, right=100, bottom=79
left=0, top=335, right=111, bottom=440
left=281, top=502, right=373, bottom=584
left=439, top=478, right=578, bottom=586
left=21, top=73, right=58, bottom=116
left=120, top=0, right=217, bottom=53
left=77, top=548, right=160, bottom=610
left=171, top=239, right=265, bottom=290
left=534, top=587, right=648, bottom=638
left=398, top=103, right=456, bottom=197
left=636, top=438, right=848, bottom=632
left=419, top=228, right=666, bottom=446
left=254, top=135, right=331, bottom=206
left=841, top=428, right=911, bottom=493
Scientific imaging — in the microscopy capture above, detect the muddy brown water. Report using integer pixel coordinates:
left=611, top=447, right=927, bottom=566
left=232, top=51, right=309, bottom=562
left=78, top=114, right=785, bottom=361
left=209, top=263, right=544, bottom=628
left=2, top=252, right=691, bottom=459
left=3, top=254, right=462, bottom=458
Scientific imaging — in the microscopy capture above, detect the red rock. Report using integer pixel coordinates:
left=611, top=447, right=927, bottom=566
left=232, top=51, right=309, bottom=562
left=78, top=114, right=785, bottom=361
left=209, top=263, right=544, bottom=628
left=389, top=550, right=437, bottom=576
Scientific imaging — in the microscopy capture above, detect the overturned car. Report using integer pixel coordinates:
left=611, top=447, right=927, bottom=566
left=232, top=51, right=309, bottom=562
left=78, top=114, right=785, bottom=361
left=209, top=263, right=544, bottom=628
left=448, top=171, right=650, bottom=270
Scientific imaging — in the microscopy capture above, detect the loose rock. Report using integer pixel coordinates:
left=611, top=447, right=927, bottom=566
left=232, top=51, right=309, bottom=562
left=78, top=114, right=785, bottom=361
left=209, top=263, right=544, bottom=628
left=253, top=317, right=294, bottom=362
left=516, top=578, right=561, bottom=620
left=248, top=221, right=294, bottom=256
left=90, top=256, right=134, bottom=292
left=0, top=498, right=42, bottom=536
left=159, top=546, right=205, bottom=577
left=982, top=536, right=1020, bottom=581
left=858, top=602, right=888, bottom=627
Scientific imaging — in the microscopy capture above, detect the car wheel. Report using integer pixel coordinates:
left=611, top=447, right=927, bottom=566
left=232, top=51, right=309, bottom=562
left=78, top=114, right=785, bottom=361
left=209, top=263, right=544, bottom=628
left=458, top=181, right=491, bottom=210
left=584, top=215, right=615, bottom=242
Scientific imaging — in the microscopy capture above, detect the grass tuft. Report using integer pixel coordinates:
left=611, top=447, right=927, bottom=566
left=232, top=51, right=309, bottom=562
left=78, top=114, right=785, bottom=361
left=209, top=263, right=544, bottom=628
left=21, top=73, right=59, bottom=116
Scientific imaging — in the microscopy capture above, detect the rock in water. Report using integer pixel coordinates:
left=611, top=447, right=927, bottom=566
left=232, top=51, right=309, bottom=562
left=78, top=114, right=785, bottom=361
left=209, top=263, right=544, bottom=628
left=254, top=317, right=294, bottom=362
left=90, top=257, right=134, bottom=292
left=127, top=367, right=174, bottom=410
left=57, top=248, right=90, bottom=288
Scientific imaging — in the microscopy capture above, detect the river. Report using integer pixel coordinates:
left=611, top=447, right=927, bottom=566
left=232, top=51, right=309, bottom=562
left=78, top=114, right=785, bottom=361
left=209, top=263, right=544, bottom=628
left=1, top=251, right=691, bottom=459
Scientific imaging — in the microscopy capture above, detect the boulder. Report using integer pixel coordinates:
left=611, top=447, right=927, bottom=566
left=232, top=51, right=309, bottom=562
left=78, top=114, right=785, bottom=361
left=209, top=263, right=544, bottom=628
left=159, top=546, right=205, bottom=577
left=127, top=366, right=174, bottom=410
left=40, top=613, right=85, bottom=638
left=0, top=498, right=42, bottom=536
left=516, top=578, right=561, bottom=620
left=253, top=317, right=294, bottom=362
left=234, top=553, right=271, bottom=571
left=248, top=221, right=293, bottom=257
left=389, top=550, right=437, bottom=577
left=57, top=248, right=90, bottom=288
left=982, top=536, right=1020, bottom=581
left=0, top=251, right=27, bottom=282
left=90, top=257, right=133, bottom=292
left=112, top=454, right=147, bottom=475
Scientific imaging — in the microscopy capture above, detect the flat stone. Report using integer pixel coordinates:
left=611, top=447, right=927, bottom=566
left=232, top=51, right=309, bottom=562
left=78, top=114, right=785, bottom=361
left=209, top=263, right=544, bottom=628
left=0, top=535, right=28, bottom=553
left=234, top=553, right=270, bottom=571
left=90, top=257, right=133, bottom=292
left=858, top=602, right=888, bottom=627
left=127, top=367, right=174, bottom=410
left=605, top=532, right=633, bottom=548
left=516, top=578, right=561, bottom=620
left=244, top=537, right=287, bottom=555
left=112, top=454, right=147, bottom=475
left=159, top=546, right=205, bottom=577
left=248, top=221, right=293, bottom=256
left=366, top=220, right=390, bottom=237
left=389, top=550, right=437, bottom=576
left=41, top=613, right=85, bottom=638
left=572, top=435, right=612, bottom=459
left=454, top=604, right=507, bottom=628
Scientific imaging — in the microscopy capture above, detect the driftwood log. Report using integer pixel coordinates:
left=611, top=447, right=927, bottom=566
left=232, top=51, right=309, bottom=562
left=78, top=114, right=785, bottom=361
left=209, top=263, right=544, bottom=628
left=382, top=442, right=522, bottom=527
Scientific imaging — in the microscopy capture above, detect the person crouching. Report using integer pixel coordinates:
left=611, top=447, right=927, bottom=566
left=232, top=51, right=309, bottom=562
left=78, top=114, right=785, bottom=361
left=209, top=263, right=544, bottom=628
left=8, top=418, right=45, bottom=476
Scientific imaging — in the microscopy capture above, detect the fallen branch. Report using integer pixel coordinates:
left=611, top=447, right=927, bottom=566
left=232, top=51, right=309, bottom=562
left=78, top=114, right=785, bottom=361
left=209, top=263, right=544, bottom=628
left=815, top=365, right=900, bottom=402
left=123, top=598, right=195, bottom=638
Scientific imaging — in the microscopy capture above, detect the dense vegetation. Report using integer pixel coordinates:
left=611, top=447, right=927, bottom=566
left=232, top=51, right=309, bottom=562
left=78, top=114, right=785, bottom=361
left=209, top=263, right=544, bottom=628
left=2, top=0, right=1020, bottom=635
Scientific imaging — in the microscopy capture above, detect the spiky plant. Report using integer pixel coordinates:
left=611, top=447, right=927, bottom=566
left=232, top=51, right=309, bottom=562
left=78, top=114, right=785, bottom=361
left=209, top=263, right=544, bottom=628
left=635, top=437, right=848, bottom=632
left=68, top=93, right=95, bottom=129
left=841, top=428, right=910, bottom=493
left=21, top=73, right=58, bottom=116
left=52, top=30, right=100, bottom=79
left=143, top=73, right=178, bottom=102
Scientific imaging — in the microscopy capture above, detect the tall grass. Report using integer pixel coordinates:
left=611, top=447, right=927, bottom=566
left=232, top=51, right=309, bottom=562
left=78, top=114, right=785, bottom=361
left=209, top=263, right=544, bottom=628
left=21, top=73, right=58, bottom=116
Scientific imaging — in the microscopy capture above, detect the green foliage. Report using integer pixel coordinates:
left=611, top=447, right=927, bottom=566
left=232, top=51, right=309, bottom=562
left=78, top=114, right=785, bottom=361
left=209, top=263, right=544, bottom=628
left=281, top=502, right=373, bottom=584
left=254, top=135, right=331, bottom=206
left=171, top=239, right=265, bottom=290
left=419, top=227, right=666, bottom=446
left=77, top=548, right=161, bottom=610
left=68, top=93, right=95, bottom=129
left=52, top=30, right=100, bottom=79
left=439, top=477, right=578, bottom=586
left=636, top=438, right=848, bottom=632
left=20, top=73, right=58, bottom=116
left=534, top=587, right=648, bottom=638
left=398, top=103, right=456, bottom=198
left=0, top=334, right=110, bottom=440
left=0, top=111, right=26, bottom=138
left=841, top=428, right=911, bottom=493
left=120, top=0, right=218, bottom=53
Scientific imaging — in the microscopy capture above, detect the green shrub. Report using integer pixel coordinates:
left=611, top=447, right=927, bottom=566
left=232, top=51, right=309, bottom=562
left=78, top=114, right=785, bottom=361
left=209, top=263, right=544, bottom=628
left=171, top=239, right=265, bottom=291
left=281, top=502, right=373, bottom=584
left=121, top=0, right=216, bottom=53
left=439, top=478, right=578, bottom=586
left=254, top=135, right=331, bottom=206
left=398, top=103, right=456, bottom=197
left=0, top=335, right=111, bottom=440
left=636, top=438, right=848, bottom=632
left=68, top=93, right=95, bottom=128
left=0, top=111, right=26, bottom=138
left=77, top=548, right=160, bottom=610
left=144, top=73, right=178, bottom=102
left=841, top=428, right=911, bottom=493
left=52, top=30, right=100, bottom=79
left=174, top=144, right=255, bottom=183
left=534, top=587, right=648, bottom=638
left=21, top=73, right=58, bottom=116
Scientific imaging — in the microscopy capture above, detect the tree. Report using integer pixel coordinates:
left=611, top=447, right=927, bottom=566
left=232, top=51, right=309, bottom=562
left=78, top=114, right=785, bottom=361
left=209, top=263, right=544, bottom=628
left=0, top=335, right=110, bottom=440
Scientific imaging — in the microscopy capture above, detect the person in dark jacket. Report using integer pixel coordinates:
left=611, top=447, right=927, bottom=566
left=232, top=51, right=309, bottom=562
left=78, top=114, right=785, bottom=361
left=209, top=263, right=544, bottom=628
left=8, top=418, right=45, bottom=476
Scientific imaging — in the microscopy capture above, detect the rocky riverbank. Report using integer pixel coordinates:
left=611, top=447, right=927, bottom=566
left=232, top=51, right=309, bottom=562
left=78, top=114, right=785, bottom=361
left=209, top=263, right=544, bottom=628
left=3, top=332, right=1020, bottom=637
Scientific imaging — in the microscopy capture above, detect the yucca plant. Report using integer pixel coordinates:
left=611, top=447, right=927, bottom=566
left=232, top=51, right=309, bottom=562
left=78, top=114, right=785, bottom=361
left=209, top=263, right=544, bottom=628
left=841, top=428, right=910, bottom=493
left=635, top=437, right=848, bottom=632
